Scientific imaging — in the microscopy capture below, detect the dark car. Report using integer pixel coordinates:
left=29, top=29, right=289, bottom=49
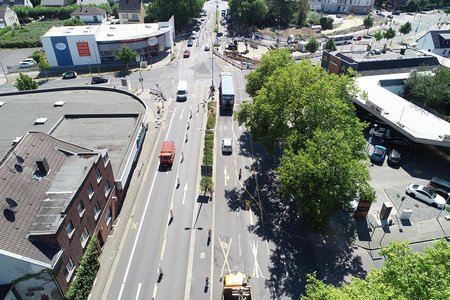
left=370, top=145, right=387, bottom=163
left=388, top=149, right=402, bottom=166
left=91, top=76, right=108, bottom=84
left=62, top=71, right=77, bottom=79
left=393, top=10, right=401, bottom=15
left=187, top=39, right=193, bottom=47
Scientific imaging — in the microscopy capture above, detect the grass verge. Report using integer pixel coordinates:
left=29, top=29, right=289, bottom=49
left=201, top=101, right=216, bottom=193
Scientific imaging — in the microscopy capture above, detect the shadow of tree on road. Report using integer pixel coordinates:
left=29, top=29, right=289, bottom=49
left=223, top=131, right=368, bottom=299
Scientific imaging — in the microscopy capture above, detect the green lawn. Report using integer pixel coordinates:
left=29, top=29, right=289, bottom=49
left=0, top=20, right=63, bottom=48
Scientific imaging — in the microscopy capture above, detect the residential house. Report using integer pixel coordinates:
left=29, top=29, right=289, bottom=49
left=0, top=0, right=33, bottom=7
left=0, top=132, right=118, bottom=298
left=416, top=30, right=450, bottom=58
left=40, top=0, right=70, bottom=7
left=312, top=0, right=374, bottom=14
left=118, top=0, right=145, bottom=24
left=70, top=6, right=108, bottom=24
left=0, top=5, right=19, bottom=28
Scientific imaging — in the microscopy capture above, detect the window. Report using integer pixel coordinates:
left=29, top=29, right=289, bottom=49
left=105, top=207, right=112, bottom=226
left=81, top=227, right=89, bottom=248
left=77, top=201, right=85, bottom=218
left=131, top=13, right=139, bottom=21
left=94, top=202, right=101, bottom=221
left=103, top=152, right=109, bottom=166
left=66, top=221, right=75, bottom=238
left=87, top=184, right=94, bottom=199
left=64, top=258, right=75, bottom=281
left=96, top=169, right=102, bottom=183
left=104, top=180, right=111, bottom=197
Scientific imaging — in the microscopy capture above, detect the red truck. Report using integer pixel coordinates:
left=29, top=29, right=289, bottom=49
left=159, top=141, right=176, bottom=169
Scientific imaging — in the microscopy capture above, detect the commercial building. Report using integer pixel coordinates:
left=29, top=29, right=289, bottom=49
left=41, top=17, right=174, bottom=67
left=0, top=88, right=148, bottom=297
left=416, top=30, right=450, bottom=58
left=310, top=0, right=374, bottom=14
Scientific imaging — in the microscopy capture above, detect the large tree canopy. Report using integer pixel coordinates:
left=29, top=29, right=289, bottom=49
left=237, top=59, right=369, bottom=228
left=149, top=0, right=203, bottom=30
left=302, top=240, right=450, bottom=299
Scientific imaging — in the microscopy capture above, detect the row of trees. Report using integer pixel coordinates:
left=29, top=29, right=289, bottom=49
left=237, top=50, right=373, bottom=229
left=145, top=0, right=203, bottom=30
left=302, top=240, right=450, bottom=299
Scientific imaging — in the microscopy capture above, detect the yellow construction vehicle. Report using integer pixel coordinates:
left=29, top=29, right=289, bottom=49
left=222, top=272, right=252, bottom=300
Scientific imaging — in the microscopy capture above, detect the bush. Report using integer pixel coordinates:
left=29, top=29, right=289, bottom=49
left=0, top=20, right=63, bottom=48
left=0, top=26, right=11, bottom=38
left=319, top=17, right=333, bottom=30
left=64, top=236, right=100, bottom=300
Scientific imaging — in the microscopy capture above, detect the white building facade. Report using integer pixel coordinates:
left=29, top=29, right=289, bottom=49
left=310, top=0, right=374, bottom=14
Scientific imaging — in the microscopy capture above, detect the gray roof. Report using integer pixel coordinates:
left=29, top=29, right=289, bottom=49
left=29, top=154, right=98, bottom=236
left=0, top=132, right=94, bottom=266
left=418, top=30, right=450, bottom=49
left=119, top=0, right=142, bottom=11
left=0, top=88, right=146, bottom=179
left=0, top=5, right=7, bottom=17
left=70, top=6, right=106, bottom=16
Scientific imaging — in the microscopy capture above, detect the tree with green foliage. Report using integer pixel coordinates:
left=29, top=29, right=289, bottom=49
left=65, top=236, right=100, bottom=300
left=305, top=38, right=319, bottom=54
left=306, top=11, right=319, bottom=26
left=319, top=16, right=334, bottom=30
left=116, top=45, right=137, bottom=71
left=149, top=0, right=203, bottom=30
left=296, top=0, right=309, bottom=26
left=384, top=27, right=396, bottom=46
left=245, top=48, right=294, bottom=97
left=363, top=14, right=373, bottom=33
left=268, top=0, right=297, bottom=27
left=32, top=50, right=44, bottom=64
left=63, top=17, right=85, bottom=26
left=323, top=38, right=337, bottom=51
left=302, top=240, right=450, bottom=299
left=404, top=67, right=450, bottom=115
left=229, top=0, right=268, bottom=26
left=14, top=73, right=38, bottom=91
left=38, top=56, right=51, bottom=78
left=237, top=60, right=369, bottom=228
left=249, top=0, right=269, bottom=25
left=373, top=30, right=384, bottom=47
left=399, top=21, right=412, bottom=42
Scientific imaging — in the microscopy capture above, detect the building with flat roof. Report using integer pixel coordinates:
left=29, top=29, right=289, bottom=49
left=41, top=17, right=174, bottom=67
left=355, top=73, right=450, bottom=147
left=0, top=88, right=148, bottom=296
left=321, top=48, right=440, bottom=76
left=416, top=30, right=450, bottom=58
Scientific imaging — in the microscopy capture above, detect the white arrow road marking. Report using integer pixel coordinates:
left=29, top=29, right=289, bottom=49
left=218, top=237, right=232, bottom=278
left=224, top=166, right=230, bottom=186
left=250, top=241, right=266, bottom=279
left=182, top=183, right=188, bottom=205
left=224, top=125, right=227, bottom=130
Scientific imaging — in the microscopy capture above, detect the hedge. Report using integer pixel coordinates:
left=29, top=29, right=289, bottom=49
left=0, top=26, right=12, bottom=38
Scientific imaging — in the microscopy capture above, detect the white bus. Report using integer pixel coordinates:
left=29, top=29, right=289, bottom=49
left=329, top=33, right=353, bottom=45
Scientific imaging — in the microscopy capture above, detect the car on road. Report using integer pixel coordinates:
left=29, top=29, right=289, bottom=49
left=204, top=44, right=210, bottom=51
left=62, top=71, right=77, bottom=79
left=183, top=49, right=190, bottom=58
left=406, top=183, right=446, bottom=208
left=353, top=35, right=362, bottom=41
left=393, top=10, right=401, bottom=15
left=91, top=76, right=108, bottom=84
left=369, top=126, right=391, bottom=139
left=370, top=145, right=387, bottom=163
left=18, top=58, right=37, bottom=68
left=387, top=15, right=393, bottom=19
left=387, top=148, right=402, bottom=166
left=187, top=39, right=193, bottom=47
left=222, top=138, right=232, bottom=154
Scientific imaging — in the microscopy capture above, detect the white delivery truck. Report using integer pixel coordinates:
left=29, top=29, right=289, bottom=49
left=176, top=80, right=188, bottom=101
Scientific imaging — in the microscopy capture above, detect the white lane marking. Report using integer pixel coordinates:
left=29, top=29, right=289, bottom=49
left=238, top=234, right=242, bottom=257
left=164, top=108, right=177, bottom=141
left=182, top=183, right=188, bottom=205
left=183, top=201, right=200, bottom=300
left=266, top=240, right=270, bottom=257
left=224, top=166, right=230, bottom=186
left=249, top=210, right=253, bottom=225
left=218, top=238, right=232, bottom=278
left=224, top=125, right=227, bottom=131
left=135, top=283, right=142, bottom=300
left=152, top=284, right=157, bottom=300
left=250, top=241, right=266, bottom=279
left=180, top=108, right=185, bottom=120
left=118, top=166, right=159, bottom=300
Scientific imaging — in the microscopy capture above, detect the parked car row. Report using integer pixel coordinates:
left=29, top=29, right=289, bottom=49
left=406, top=183, right=447, bottom=209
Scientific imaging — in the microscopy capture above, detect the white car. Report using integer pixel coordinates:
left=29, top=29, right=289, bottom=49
left=222, top=138, right=232, bottom=154
left=406, top=183, right=446, bottom=209
left=204, top=44, right=210, bottom=51
left=18, top=58, right=36, bottom=68
left=369, top=126, right=391, bottom=138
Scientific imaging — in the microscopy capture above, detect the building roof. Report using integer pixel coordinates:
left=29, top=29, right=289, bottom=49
left=119, top=0, right=142, bottom=11
left=355, top=73, right=450, bottom=147
left=0, top=5, right=7, bottom=17
left=0, top=132, right=96, bottom=266
left=0, top=89, right=146, bottom=180
left=70, top=6, right=106, bottom=16
left=417, top=30, right=450, bottom=49
left=76, top=0, right=108, bottom=4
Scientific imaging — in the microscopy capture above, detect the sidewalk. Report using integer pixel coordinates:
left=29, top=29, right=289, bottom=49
left=89, top=89, right=171, bottom=300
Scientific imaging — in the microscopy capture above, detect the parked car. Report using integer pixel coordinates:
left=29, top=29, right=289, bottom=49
left=387, top=148, right=402, bottom=166
left=62, top=71, right=77, bottom=79
left=187, top=39, right=193, bottom=47
left=369, top=126, right=391, bottom=139
left=428, top=177, right=450, bottom=197
left=406, top=183, right=446, bottom=208
left=204, top=44, right=210, bottom=51
left=91, top=76, right=108, bottom=84
left=183, top=49, right=190, bottom=58
left=222, top=138, right=232, bottom=154
left=353, top=35, right=362, bottom=41
left=370, top=145, right=387, bottom=163
left=18, top=58, right=36, bottom=68
left=387, top=15, right=393, bottom=19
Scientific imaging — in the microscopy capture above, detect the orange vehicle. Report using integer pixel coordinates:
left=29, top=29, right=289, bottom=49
left=159, top=141, right=176, bottom=168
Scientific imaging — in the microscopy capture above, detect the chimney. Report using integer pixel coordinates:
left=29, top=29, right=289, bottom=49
left=36, top=157, right=49, bottom=174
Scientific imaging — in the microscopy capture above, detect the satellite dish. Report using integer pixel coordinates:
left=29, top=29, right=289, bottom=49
left=16, top=155, right=24, bottom=164
left=6, top=197, right=18, bottom=209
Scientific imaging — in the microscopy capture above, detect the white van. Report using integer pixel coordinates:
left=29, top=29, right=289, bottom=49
left=176, top=80, right=188, bottom=101
left=311, top=25, right=322, bottom=33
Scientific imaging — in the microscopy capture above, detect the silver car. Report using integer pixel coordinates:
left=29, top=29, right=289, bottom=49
left=406, top=184, right=446, bottom=208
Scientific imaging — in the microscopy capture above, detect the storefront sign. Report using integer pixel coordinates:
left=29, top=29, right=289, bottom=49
left=54, top=42, right=67, bottom=51
left=147, top=37, right=158, bottom=46
left=76, top=42, right=91, bottom=57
